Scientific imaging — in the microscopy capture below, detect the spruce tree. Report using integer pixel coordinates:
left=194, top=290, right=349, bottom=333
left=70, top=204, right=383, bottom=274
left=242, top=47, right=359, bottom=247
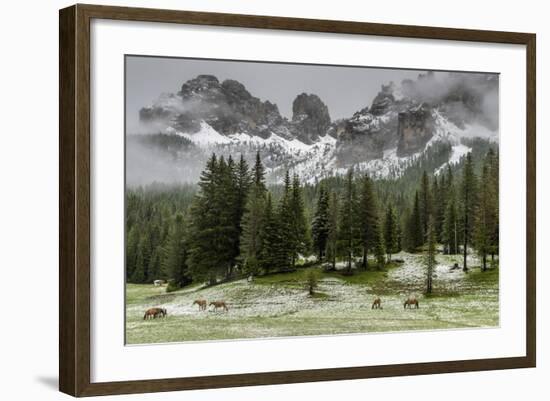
left=221, top=155, right=240, bottom=276
left=433, top=174, right=446, bottom=241
left=126, top=225, right=140, bottom=281
left=338, top=169, right=360, bottom=274
left=419, top=171, right=433, bottom=238
left=425, top=217, right=436, bottom=294
left=460, top=152, right=478, bottom=271
left=163, top=213, right=190, bottom=287
left=357, top=174, right=380, bottom=269
left=443, top=194, right=459, bottom=254
left=239, top=184, right=266, bottom=275
left=486, top=148, right=499, bottom=262
left=240, top=153, right=267, bottom=275
left=373, top=230, right=386, bottom=269
left=384, top=204, right=398, bottom=262
left=188, top=154, right=231, bottom=284
left=326, top=191, right=339, bottom=270
left=475, top=151, right=498, bottom=271
left=261, top=193, right=286, bottom=273
left=312, top=185, right=330, bottom=262
left=252, top=151, right=266, bottom=191
left=231, top=155, right=251, bottom=271
left=407, top=191, right=424, bottom=251
left=215, top=156, right=239, bottom=277
left=289, top=173, right=309, bottom=266
left=131, top=244, right=146, bottom=283
left=147, top=246, right=163, bottom=281
left=276, top=170, right=297, bottom=270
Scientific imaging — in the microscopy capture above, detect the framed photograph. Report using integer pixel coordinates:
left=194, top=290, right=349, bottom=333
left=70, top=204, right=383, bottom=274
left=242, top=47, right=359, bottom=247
left=59, top=4, right=536, bottom=397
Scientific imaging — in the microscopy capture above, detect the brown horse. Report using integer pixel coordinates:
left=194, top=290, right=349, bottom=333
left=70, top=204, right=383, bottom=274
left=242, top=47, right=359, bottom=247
left=143, top=307, right=167, bottom=320
left=193, top=299, right=207, bottom=311
left=209, top=301, right=229, bottom=312
left=372, top=297, right=382, bottom=309
left=404, top=297, right=419, bottom=309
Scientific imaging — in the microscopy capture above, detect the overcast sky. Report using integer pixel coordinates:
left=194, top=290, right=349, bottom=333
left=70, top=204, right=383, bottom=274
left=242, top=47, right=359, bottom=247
left=125, top=55, right=429, bottom=132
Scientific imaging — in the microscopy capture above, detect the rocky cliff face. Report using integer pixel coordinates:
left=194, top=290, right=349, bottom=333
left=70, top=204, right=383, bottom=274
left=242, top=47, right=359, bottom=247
left=290, top=93, right=331, bottom=144
left=396, top=106, right=435, bottom=156
left=332, top=72, right=498, bottom=163
left=140, top=75, right=291, bottom=139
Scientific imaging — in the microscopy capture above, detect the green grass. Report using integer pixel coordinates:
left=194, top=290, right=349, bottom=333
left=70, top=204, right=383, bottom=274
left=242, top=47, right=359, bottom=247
left=126, top=252, right=499, bottom=344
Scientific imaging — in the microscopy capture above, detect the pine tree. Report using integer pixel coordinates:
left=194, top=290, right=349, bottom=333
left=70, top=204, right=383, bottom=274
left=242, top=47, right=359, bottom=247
left=425, top=217, right=436, bottom=294
left=188, top=154, right=232, bottom=284
left=261, top=193, right=287, bottom=273
left=486, top=148, right=499, bottom=263
left=326, top=191, right=339, bottom=270
left=443, top=194, right=459, bottom=254
left=163, top=213, right=190, bottom=287
left=252, top=151, right=266, bottom=192
left=131, top=244, right=146, bottom=283
left=239, top=184, right=266, bottom=275
left=239, top=155, right=266, bottom=275
left=475, top=150, right=498, bottom=271
left=460, top=152, right=478, bottom=271
left=433, top=174, right=445, bottom=241
left=419, top=171, right=432, bottom=239
left=407, top=191, right=424, bottom=251
left=231, top=155, right=251, bottom=272
left=131, top=235, right=151, bottom=283
left=289, top=173, right=309, bottom=266
left=339, top=169, right=360, bottom=274
left=357, top=174, right=380, bottom=269
left=220, top=155, right=240, bottom=277
left=147, top=246, right=163, bottom=281
left=384, top=204, right=398, bottom=262
left=276, top=171, right=294, bottom=271
left=373, top=230, right=386, bottom=269
left=312, top=185, right=330, bottom=262
left=126, top=225, right=140, bottom=281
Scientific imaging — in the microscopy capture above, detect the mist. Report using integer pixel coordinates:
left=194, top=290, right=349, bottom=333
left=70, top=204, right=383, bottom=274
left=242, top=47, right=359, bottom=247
left=402, top=71, right=499, bottom=130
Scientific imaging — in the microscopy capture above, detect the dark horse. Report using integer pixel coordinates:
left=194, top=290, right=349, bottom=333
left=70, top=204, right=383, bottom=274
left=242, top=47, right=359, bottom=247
left=143, top=307, right=167, bottom=320
left=404, top=297, right=419, bottom=309
left=371, top=297, right=382, bottom=309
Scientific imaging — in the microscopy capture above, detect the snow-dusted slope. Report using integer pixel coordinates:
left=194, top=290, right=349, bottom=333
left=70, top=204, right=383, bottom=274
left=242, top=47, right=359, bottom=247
left=163, top=107, right=497, bottom=185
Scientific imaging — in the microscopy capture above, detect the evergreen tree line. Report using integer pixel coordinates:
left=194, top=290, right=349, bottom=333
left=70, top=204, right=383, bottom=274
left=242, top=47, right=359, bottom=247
left=404, top=149, right=499, bottom=271
left=125, top=184, right=197, bottom=285
left=126, top=147, right=499, bottom=287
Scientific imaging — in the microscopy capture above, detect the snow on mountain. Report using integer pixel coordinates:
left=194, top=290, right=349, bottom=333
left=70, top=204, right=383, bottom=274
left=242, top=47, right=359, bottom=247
left=164, top=105, right=489, bottom=184
left=133, top=72, right=499, bottom=185
left=171, top=121, right=231, bottom=147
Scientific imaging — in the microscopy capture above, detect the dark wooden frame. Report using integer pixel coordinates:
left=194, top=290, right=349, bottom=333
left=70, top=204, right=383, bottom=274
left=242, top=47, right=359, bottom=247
left=59, top=3, right=536, bottom=397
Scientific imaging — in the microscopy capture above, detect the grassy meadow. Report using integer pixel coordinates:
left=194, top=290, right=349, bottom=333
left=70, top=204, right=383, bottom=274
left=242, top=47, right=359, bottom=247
left=125, top=251, right=499, bottom=344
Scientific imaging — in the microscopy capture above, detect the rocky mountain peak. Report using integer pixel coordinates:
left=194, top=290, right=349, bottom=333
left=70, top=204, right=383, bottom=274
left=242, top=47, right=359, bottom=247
left=178, top=74, right=221, bottom=100
left=291, top=93, right=331, bottom=144
left=369, top=82, right=397, bottom=115
left=140, top=75, right=289, bottom=138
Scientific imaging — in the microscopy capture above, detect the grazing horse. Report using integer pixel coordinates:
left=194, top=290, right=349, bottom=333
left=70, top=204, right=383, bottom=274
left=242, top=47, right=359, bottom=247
left=372, top=297, right=382, bottom=309
left=143, top=307, right=167, bottom=320
left=153, top=279, right=166, bottom=286
left=404, top=297, right=419, bottom=309
left=209, top=301, right=229, bottom=312
left=193, top=299, right=207, bottom=311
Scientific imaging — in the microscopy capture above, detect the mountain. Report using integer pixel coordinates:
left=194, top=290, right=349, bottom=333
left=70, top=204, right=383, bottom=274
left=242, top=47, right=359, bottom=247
left=128, top=71, right=498, bottom=186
